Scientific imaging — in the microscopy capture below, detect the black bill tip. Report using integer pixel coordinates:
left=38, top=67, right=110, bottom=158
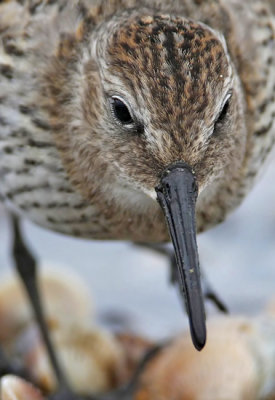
left=156, top=162, right=206, bottom=351
left=190, top=307, right=206, bottom=351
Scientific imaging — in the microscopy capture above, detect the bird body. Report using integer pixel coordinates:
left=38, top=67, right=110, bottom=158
left=0, top=0, right=274, bottom=242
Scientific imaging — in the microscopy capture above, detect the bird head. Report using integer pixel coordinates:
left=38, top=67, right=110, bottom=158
left=46, top=9, right=246, bottom=350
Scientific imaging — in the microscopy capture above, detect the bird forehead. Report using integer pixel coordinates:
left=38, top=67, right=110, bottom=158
left=106, top=14, right=231, bottom=118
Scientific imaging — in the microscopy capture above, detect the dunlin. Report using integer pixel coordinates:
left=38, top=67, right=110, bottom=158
left=0, top=0, right=274, bottom=398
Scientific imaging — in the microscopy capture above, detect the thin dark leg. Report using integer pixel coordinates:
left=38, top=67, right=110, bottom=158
left=0, top=347, right=30, bottom=380
left=11, top=215, right=73, bottom=393
left=171, top=253, right=228, bottom=313
left=200, top=270, right=228, bottom=313
left=10, top=216, right=163, bottom=400
left=136, top=242, right=228, bottom=313
left=99, top=344, right=163, bottom=400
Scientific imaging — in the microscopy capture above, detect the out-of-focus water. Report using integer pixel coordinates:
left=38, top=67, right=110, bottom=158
left=1, top=158, right=275, bottom=340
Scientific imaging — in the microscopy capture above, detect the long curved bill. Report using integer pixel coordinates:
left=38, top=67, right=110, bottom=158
left=155, top=162, right=206, bottom=350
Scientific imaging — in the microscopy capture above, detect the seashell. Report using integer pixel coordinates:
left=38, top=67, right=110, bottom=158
left=0, top=375, right=44, bottom=400
left=135, top=315, right=275, bottom=400
left=0, top=267, right=93, bottom=345
left=19, top=323, right=126, bottom=395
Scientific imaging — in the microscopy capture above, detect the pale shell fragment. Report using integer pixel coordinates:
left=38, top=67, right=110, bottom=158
left=20, top=323, right=126, bottom=395
left=1, top=375, right=44, bottom=400
left=136, top=315, right=275, bottom=400
left=0, top=267, right=93, bottom=344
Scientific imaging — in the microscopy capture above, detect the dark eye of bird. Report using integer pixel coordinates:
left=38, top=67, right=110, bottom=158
left=111, top=97, right=134, bottom=125
left=213, top=97, right=231, bottom=136
left=216, top=99, right=230, bottom=125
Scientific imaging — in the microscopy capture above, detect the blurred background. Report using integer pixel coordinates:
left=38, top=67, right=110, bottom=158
left=0, top=156, right=275, bottom=341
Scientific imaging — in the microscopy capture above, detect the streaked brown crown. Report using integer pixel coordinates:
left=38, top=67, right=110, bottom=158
left=107, top=13, right=232, bottom=162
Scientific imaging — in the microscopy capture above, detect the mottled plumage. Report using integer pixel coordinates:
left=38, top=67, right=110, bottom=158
left=0, top=0, right=274, bottom=243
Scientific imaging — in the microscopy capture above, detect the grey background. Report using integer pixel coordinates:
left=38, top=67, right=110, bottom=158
left=1, top=156, right=275, bottom=340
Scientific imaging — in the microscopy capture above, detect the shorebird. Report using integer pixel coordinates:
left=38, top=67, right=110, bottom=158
left=0, top=0, right=274, bottom=398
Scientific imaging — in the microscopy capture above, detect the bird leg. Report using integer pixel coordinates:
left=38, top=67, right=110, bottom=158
left=136, top=243, right=228, bottom=313
left=170, top=251, right=228, bottom=314
left=10, top=215, right=75, bottom=395
left=10, top=216, right=163, bottom=400
left=200, top=270, right=228, bottom=313
left=99, top=344, right=163, bottom=400
left=0, top=346, right=31, bottom=380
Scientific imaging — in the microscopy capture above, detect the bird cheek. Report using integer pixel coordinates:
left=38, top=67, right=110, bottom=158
left=192, top=161, right=218, bottom=192
left=143, top=188, right=158, bottom=201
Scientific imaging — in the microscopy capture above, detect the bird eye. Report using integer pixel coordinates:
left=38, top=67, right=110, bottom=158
left=215, top=96, right=231, bottom=126
left=213, top=94, right=231, bottom=136
left=217, top=99, right=230, bottom=123
left=110, top=96, right=134, bottom=125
